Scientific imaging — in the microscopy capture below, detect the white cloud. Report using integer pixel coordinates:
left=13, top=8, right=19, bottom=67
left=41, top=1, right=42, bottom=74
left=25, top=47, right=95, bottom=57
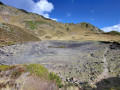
left=36, top=0, right=53, bottom=12
left=0, top=0, right=54, bottom=18
left=102, top=24, right=120, bottom=32
left=33, top=0, right=54, bottom=18
left=50, top=18, right=57, bottom=21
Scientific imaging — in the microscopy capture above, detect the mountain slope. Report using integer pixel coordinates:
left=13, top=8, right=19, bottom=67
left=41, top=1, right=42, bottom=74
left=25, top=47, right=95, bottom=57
left=0, top=2, right=119, bottom=42
left=0, top=2, right=120, bottom=90
left=105, top=31, right=120, bottom=36
left=0, top=23, right=40, bottom=46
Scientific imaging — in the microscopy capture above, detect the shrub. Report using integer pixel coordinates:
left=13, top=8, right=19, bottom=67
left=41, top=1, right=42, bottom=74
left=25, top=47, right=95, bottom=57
left=49, top=73, right=62, bottom=88
left=66, top=27, right=70, bottom=31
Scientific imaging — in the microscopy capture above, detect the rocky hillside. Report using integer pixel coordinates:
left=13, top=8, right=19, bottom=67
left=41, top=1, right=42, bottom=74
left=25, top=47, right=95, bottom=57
left=0, top=40, right=120, bottom=89
left=0, top=64, right=61, bottom=90
left=0, top=2, right=119, bottom=43
left=0, top=1, right=120, bottom=90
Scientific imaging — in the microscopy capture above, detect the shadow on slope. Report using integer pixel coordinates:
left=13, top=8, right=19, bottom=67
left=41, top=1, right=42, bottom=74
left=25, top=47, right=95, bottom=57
left=96, top=77, right=120, bottom=90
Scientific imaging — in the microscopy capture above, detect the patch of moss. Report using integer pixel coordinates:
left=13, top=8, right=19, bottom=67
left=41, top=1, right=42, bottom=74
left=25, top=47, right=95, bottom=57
left=49, top=73, right=63, bottom=88
left=24, top=21, right=48, bottom=30
left=0, top=65, right=15, bottom=71
left=25, top=21, right=36, bottom=30
left=5, top=41, right=15, bottom=46
left=25, top=64, right=49, bottom=78
left=24, top=64, right=62, bottom=88
left=0, top=65, right=10, bottom=70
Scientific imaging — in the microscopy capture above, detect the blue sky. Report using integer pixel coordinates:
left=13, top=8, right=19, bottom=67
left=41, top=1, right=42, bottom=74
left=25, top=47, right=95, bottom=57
left=0, top=0, right=120, bottom=32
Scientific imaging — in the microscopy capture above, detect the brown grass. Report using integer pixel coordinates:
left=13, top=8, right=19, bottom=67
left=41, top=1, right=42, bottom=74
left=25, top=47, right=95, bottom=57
left=0, top=4, right=119, bottom=43
left=0, top=23, right=40, bottom=46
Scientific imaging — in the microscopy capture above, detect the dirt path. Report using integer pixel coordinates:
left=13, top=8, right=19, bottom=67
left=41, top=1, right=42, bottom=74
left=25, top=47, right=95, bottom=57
left=93, top=47, right=109, bottom=84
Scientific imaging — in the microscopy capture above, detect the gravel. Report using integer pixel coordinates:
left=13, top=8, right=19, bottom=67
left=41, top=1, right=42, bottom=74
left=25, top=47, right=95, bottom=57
left=0, top=40, right=120, bottom=83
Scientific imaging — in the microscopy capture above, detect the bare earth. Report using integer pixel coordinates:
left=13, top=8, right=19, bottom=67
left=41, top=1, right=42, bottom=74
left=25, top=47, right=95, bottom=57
left=93, top=47, right=109, bottom=84
left=0, top=40, right=120, bottom=85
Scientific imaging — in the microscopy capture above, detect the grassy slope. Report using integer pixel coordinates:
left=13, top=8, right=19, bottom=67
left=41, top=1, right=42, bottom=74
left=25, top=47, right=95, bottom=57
left=105, top=31, right=120, bottom=36
left=0, top=4, right=119, bottom=42
left=0, top=23, right=40, bottom=46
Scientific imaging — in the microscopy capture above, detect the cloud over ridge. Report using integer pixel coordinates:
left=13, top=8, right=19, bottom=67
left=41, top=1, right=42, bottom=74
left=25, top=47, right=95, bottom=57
left=33, top=0, right=54, bottom=18
left=0, top=0, right=54, bottom=18
left=102, top=24, right=120, bottom=32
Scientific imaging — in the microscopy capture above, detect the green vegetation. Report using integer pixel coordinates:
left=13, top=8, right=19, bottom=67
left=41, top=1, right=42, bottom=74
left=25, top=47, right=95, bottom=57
left=5, top=41, right=15, bottom=46
left=19, top=9, right=29, bottom=14
left=0, top=65, right=25, bottom=79
left=25, top=21, right=36, bottom=30
left=0, top=65, right=11, bottom=70
left=25, top=64, right=62, bottom=88
left=11, top=67, right=25, bottom=78
left=48, top=45, right=66, bottom=48
left=66, top=27, right=70, bottom=31
left=105, top=31, right=120, bottom=36
left=25, top=21, right=48, bottom=30
left=49, top=73, right=63, bottom=88
left=25, top=64, right=49, bottom=78
left=0, top=3, right=120, bottom=43
left=0, top=41, right=16, bottom=47
left=110, top=87, right=120, bottom=90
left=0, top=64, right=62, bottom=88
